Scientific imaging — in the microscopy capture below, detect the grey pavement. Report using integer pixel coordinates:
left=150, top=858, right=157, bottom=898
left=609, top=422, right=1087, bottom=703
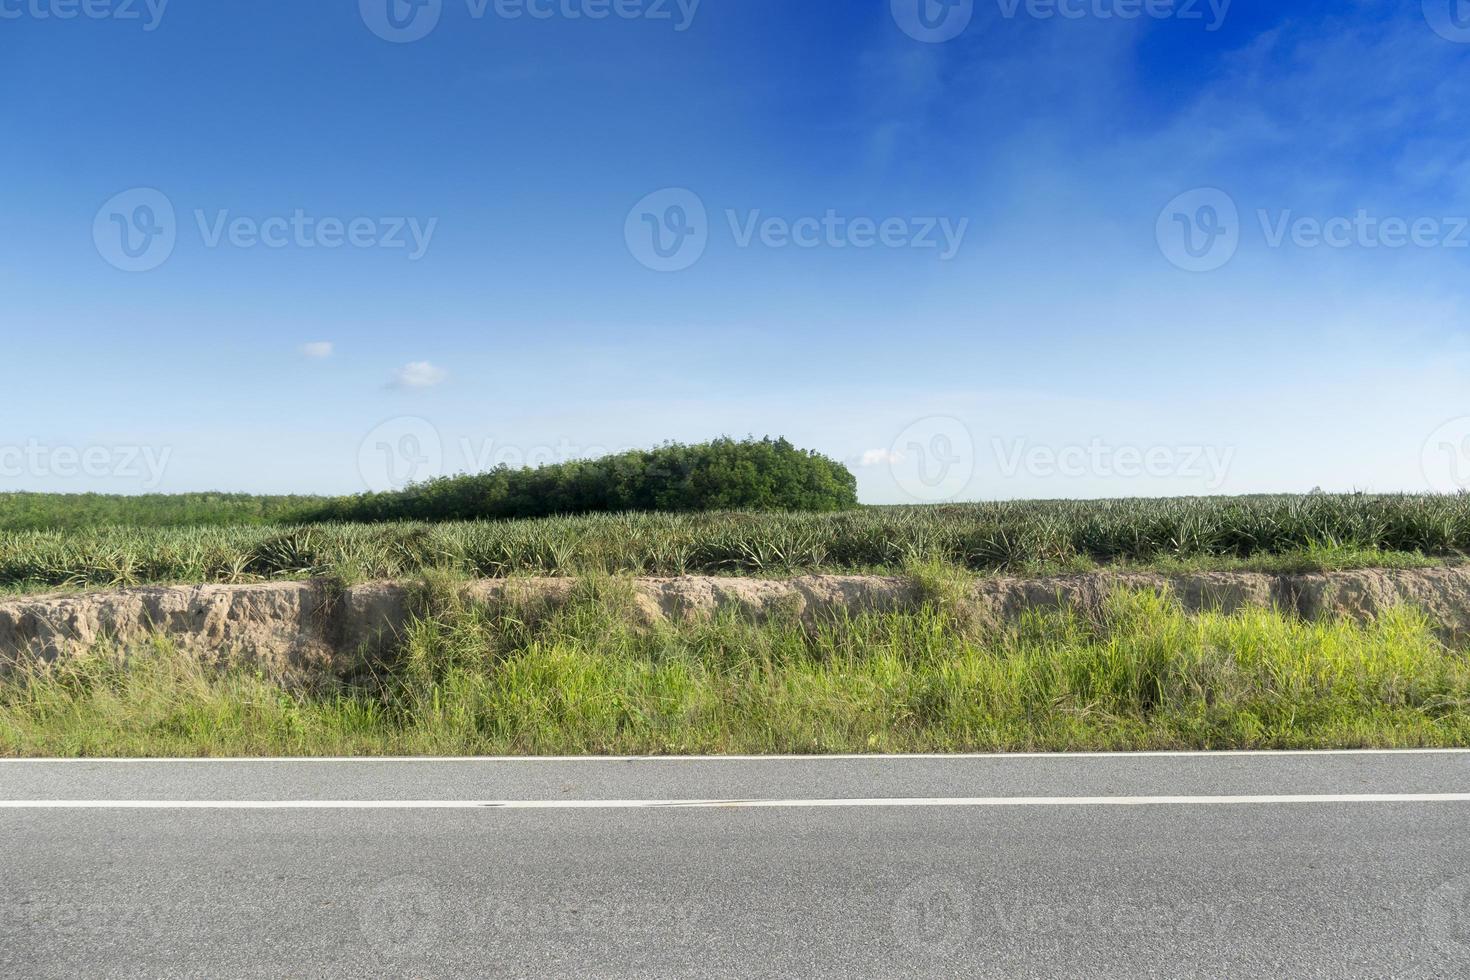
left=3, top=752, right=1469, bottom=978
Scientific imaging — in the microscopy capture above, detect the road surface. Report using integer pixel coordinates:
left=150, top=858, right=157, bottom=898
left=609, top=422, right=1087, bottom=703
left=3, top=751, right=1469, bottom=978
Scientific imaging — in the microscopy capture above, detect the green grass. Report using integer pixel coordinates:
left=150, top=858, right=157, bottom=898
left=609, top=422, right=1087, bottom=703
left=0, top=495, right=1466, bottom=594
left=3, top=586, right=1467, bottom=756
left=0, top=492, right=324, bottom=530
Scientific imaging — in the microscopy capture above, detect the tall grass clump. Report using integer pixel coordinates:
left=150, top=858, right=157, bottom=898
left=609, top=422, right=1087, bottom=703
left=3, top=587, right=1467, bottom=756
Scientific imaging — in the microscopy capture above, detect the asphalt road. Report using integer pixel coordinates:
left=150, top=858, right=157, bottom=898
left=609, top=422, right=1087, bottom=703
left=4, top=752, right=1470, bottom=979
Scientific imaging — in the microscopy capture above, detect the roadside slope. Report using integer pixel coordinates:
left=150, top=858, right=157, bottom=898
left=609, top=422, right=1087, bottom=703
left=4, top=566, right=1470, bottom=676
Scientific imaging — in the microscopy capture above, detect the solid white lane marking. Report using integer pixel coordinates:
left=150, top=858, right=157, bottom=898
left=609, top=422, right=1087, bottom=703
left=3, top=749, right=1470, bottom=763
left=4, top=794, right=1470, bottom=809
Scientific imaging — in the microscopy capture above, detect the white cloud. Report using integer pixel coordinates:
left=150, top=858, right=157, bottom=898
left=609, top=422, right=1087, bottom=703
left=860, top=448, right=904, bottom=467
left=392, top=361, right=448, bottom=389
left=301, top=342, right=334, bottom=359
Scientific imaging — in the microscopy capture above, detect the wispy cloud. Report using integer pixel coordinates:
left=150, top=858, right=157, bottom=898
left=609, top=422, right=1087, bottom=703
left=300, top=342, right=334, bottom=359
left=391, top=361, right=448, bottom=389
left=859, top=448, right=904, bottom=467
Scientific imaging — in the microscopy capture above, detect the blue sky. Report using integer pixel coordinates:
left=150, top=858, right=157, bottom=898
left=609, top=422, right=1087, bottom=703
left=3, top=0, right=1470, bottom=502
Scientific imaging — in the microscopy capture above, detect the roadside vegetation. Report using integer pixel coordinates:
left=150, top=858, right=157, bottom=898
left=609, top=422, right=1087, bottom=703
left=6, top=465, right=1465, bottom=754
left=0, top=495, right=1464, bottom=595
left=3, top=584, right=1466, bottom=756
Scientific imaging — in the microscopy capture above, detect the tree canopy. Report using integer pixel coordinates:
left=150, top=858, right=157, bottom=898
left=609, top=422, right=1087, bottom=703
left=308, top=438, right=859, bottom=522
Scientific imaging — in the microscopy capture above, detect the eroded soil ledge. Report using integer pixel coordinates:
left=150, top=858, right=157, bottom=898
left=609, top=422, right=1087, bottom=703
left=4, top=567, right=1470, bottom=679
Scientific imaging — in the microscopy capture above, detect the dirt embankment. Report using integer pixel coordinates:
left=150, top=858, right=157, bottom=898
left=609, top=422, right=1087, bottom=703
left=3, top=568, right=1470, bottom=679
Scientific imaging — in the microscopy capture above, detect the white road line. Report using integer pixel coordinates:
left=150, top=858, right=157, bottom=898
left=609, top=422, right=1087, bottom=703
left=4, top=794, right=1470, bottom=809
left=3, top=749, right=1469, bottom=763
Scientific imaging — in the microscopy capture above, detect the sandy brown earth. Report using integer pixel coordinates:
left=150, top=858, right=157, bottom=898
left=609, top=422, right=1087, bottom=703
left=3, top=568, right=1470, bottom=679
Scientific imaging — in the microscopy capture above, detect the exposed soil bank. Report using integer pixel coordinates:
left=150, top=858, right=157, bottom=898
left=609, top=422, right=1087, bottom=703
left=4, top=568, right=1470, bottom=678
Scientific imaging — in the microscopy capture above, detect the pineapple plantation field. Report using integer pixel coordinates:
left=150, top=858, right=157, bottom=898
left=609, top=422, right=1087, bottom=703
left=0, top=494, right=1465, bottom=595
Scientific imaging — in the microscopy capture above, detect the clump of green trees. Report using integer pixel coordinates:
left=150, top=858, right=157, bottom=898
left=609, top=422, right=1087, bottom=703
left=306, top=437, right=859, bottom=523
